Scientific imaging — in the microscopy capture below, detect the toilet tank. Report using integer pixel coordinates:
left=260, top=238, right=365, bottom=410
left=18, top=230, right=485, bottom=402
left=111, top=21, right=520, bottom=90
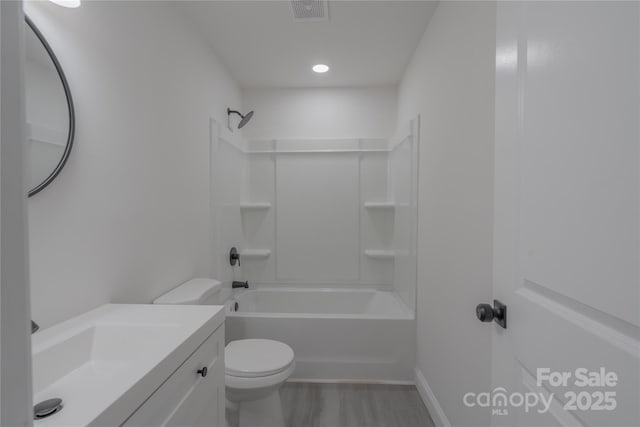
left=153, top=278, right=222, bottom=305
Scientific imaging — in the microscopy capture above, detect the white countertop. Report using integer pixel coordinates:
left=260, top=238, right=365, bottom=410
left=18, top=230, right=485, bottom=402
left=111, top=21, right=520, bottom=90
left=32, top=304, right=225, bottom=427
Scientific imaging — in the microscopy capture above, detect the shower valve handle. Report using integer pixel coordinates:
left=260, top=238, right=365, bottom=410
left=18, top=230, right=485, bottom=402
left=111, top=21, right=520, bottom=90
left=230, top=247, right=240, bottom=266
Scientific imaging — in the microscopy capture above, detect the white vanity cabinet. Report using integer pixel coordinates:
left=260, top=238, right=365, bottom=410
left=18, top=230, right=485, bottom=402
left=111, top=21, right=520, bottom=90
left=122, top=325, right=225, bottom=427
left=32, top=304, right=226, bottom=427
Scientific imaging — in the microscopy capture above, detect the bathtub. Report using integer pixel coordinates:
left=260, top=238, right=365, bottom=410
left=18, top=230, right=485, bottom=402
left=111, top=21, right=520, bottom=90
left=225, top=288, right=415, bottom=382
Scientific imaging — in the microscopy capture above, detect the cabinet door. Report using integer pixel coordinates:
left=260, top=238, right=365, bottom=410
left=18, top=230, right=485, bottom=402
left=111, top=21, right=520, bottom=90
left=123, top=326, right=225, bottom=427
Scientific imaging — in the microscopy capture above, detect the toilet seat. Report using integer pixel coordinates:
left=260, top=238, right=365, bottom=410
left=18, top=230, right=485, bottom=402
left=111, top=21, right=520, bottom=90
left=225, top=362, right=296, bottom=391
left=225, top=339, right=294, bottom=378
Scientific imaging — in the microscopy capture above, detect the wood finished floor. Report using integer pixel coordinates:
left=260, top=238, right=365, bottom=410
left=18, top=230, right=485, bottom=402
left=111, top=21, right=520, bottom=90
left=227, top=382, right=435, bottom=427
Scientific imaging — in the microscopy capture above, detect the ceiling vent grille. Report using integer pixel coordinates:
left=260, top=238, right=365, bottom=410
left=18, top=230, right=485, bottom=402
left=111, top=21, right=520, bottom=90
left=290, top=0, right=329, bottom=22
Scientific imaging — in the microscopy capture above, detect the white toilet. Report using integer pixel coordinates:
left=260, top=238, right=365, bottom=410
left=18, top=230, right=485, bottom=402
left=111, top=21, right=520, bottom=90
left=154, top=278, right=295, bottom=427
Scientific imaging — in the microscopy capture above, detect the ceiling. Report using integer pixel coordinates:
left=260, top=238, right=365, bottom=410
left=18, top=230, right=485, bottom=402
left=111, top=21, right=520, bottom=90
left=179, top=1, right=437, bottom=89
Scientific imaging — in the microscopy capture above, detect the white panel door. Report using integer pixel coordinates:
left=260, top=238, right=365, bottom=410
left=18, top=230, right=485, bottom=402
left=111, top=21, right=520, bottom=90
left=276, top=154, right=360, bottom=282
left=492, top=2, right=639, bottom=426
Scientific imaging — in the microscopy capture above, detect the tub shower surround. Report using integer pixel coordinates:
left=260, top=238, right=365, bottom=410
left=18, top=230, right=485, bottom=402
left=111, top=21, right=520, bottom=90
left=210, top=119, right=419, bottom=382
left=211, top=120, right=418, bottom=296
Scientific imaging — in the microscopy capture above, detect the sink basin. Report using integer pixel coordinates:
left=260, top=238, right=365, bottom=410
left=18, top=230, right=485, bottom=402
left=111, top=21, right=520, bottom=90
left=33, top=323, right=180, bottom=395
left=32, top=304, right=225, bottom=426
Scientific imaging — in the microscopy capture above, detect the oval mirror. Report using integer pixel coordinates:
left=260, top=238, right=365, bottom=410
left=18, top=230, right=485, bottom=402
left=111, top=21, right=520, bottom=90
left=25, top=15, right=75, bottom=197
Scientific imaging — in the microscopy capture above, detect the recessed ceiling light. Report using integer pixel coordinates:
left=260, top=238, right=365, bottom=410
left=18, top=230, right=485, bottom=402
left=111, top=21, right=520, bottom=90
left=49, top=0, right=81, bottom=8
left=312, top=64, right=330, bottom=74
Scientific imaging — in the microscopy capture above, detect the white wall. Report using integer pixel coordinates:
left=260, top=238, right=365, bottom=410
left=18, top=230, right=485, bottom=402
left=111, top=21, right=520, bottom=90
left=242, top=87, right=397, bottom=139
left=1, top=1, right=34, bottom=425
left=277, top=153, right=360, bottom=282
left=25, top=1, right=243, bottom=328
left=397, top=2, right=496, bottom=426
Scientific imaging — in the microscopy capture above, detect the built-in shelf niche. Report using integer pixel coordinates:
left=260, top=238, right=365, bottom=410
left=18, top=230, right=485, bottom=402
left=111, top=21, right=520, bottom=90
left=364, top=250, right=396, bottom=260
left=239, top=200, right=273, bottom=266
left=363, top=201, right=395, bottom=263
left=240, top=249, right=271, bottom=258
left=240, top=202, right=272, bottom=211
left=364, top=201, right=396, bottom=211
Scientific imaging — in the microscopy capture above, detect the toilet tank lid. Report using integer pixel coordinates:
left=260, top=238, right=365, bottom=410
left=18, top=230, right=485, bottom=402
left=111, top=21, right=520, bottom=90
left=153, top=278, right=222, bottom=305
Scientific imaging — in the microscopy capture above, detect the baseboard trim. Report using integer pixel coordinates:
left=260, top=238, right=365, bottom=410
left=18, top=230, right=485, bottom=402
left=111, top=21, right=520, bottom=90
left=287, top=378, right=414, bottom=385
left=414, top=367, right=451, bottom=427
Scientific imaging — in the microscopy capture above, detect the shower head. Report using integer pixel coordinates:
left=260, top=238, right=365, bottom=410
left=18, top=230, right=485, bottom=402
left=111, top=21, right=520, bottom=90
left=238, top=110, right=254, bottom=129
left=227, top=108, right=254, bottom=129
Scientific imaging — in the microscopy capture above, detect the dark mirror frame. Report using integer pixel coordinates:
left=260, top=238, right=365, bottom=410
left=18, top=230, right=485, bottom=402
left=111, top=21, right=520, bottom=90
left=25, top=15, right=75, bottom=198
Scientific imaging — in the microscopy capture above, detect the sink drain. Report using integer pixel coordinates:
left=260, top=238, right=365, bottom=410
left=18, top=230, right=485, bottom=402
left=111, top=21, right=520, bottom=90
left=34, top=398, right=63, bottom=420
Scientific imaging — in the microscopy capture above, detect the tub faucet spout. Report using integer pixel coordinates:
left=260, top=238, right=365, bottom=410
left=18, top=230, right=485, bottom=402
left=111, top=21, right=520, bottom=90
left=232, top=281, right=249, bottom=289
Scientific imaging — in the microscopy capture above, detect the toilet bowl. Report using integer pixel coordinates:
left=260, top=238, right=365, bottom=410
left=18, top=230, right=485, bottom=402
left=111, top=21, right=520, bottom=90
left=154, top=278, right=295, bottom=427
left=225, top=339, right=295, bottom=427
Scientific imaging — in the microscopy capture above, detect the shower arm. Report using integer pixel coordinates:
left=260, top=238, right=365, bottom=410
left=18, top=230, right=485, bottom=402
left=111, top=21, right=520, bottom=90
left=227, top=108, right=243, bottom=118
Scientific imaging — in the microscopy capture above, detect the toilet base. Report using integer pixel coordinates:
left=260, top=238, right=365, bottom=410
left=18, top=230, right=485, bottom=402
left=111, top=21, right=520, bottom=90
left=237, top=391, right=285, bottom=427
